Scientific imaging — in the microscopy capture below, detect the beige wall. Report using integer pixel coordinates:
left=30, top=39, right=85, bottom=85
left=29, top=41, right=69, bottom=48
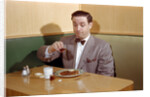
left=81, top=4, right=143, bottom=35
left=6, top=0, right=79, bottom=38
left=6, top=1, right=143, bottom=38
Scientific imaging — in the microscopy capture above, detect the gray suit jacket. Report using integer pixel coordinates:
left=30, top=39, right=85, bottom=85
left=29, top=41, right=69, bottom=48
left=37, top=35, right=115, bottom=76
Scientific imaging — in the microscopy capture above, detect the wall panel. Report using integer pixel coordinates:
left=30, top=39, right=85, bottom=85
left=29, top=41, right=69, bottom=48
left=81, top=4, right=143, bottom=35
left=6, top=1, right=143, bottom=38
left=6, top=0, right=79, bottom=38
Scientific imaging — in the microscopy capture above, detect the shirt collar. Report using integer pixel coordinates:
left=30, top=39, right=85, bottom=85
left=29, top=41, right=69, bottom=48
left=79, top=34, right=90, bottom=46
left=74, top=33, right=91, bottom=45
left=83, top=34, right=91, bottom=42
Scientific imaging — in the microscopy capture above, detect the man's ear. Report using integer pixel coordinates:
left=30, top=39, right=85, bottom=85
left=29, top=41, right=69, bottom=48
left=89, top=22, right=93, bottom=29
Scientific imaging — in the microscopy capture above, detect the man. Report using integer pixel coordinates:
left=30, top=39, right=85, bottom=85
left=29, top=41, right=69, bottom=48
left=37, top=10, right=115, bottom=77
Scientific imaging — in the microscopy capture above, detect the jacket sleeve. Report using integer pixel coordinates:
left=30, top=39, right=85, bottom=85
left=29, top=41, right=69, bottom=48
left=37, top=45, right=61, bottom=62
left=96, top=43, right=115, bottom=77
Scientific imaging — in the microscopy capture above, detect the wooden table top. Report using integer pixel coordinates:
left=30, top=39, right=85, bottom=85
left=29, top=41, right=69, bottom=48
left=6, top=65, right=134, bottom=96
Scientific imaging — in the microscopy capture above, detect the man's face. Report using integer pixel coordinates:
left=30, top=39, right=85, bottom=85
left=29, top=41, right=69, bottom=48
left=72, top=16, right=93, bottom=39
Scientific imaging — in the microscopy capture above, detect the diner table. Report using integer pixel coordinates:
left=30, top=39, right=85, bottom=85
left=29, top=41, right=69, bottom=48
left=6, top=65, right=134, bottom=96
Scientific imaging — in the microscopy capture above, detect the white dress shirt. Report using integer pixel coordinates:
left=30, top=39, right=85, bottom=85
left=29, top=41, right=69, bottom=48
left=45, top=34, right=91, bottom=69
left=75, top=34, right=90, bottom=69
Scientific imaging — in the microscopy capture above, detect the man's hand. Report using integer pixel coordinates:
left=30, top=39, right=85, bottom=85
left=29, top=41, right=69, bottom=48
left=48, top=41, right=64, bottom=53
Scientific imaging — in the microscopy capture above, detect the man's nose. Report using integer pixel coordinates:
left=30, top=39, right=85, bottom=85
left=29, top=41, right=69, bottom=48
left=76, top=26, right=81, bottom=31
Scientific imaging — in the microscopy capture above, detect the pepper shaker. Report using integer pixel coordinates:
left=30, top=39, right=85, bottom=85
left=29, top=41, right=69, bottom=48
left=26, top=65, right=30, bottom=75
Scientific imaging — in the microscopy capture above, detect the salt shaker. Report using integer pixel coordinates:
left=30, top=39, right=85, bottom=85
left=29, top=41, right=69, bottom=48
left=22, top=67, right=28, bottom=76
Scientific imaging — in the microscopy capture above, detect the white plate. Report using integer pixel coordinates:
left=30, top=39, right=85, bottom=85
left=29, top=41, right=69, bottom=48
left=54, top=69, right=84, bottom=78
left=34, top=72, right=43, bottom=76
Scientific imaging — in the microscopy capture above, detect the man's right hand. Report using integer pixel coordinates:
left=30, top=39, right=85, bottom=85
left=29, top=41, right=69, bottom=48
left=48, top=41, right=64, bottom=53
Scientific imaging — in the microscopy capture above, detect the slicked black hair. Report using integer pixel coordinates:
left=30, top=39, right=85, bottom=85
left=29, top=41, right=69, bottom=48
left=71, top=10, right=93, bottom=23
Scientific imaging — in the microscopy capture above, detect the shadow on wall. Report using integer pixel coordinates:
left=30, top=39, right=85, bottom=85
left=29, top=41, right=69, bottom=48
left=40, top=23, right=64, bottom=67
left=110, top=45, right=117, bottom=77
left=40, top=23, right=62, bottom=45
left=91, top=20, right=101, bottom=33
left=9, top=23, right=64, bottom=73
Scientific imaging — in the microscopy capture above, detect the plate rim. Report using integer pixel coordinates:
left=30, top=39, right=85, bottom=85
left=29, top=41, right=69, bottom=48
left=54, top=69, right=84, bottom=77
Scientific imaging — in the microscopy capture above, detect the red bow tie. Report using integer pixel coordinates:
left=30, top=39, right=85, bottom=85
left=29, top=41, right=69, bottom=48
left=75, top=38, right=86, bottom=45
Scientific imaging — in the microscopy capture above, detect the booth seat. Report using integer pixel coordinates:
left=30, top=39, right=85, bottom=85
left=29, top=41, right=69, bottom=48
left=6, top=33, right=143, bottom=90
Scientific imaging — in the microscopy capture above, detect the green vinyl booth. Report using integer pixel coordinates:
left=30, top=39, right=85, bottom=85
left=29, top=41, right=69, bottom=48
left=6, top=33, right=143, bottom=90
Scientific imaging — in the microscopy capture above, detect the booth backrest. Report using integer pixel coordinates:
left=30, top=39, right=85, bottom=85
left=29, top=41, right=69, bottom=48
left=6, top=33, right=143, bottom=90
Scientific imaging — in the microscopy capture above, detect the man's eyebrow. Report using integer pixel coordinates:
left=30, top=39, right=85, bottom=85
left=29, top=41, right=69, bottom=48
left=73, top=22, right=77, bottom=24
left=80, top=22, right=86, bottom=24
